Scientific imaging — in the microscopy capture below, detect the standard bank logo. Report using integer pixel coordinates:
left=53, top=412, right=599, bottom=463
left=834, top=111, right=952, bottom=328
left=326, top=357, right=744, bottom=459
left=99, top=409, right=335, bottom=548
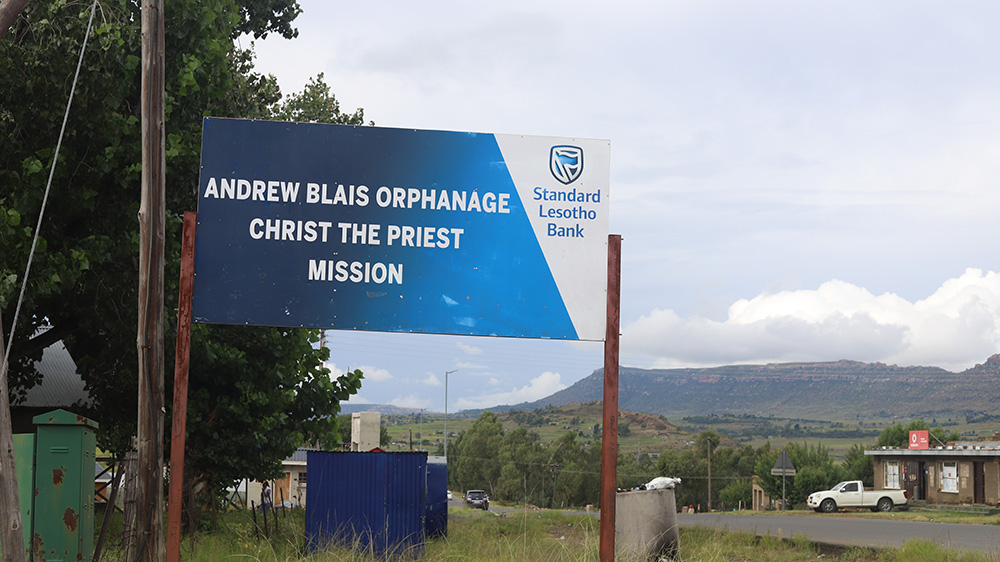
left=550, top=145, right=584, bottom=185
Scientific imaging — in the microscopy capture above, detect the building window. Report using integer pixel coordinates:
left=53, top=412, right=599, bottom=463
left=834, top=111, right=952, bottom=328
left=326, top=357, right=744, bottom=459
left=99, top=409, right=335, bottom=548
left=941, top=461, right=958, bottom=493
left=298, top=471, right=307, bottom=484
left=885, top=461, right=900, bottom=489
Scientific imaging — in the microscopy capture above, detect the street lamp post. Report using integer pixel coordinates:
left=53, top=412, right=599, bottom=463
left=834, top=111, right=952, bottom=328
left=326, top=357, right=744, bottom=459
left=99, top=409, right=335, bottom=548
left=418, top=408, right=424, bottom=452
left=443, top=369, right=457, bottom=459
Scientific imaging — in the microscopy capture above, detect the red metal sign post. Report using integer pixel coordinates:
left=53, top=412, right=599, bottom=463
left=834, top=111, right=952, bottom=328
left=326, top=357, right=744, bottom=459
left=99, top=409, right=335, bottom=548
left=166, top=211, right=197, bottom=562
left=599, top=234, right=622, bottom=561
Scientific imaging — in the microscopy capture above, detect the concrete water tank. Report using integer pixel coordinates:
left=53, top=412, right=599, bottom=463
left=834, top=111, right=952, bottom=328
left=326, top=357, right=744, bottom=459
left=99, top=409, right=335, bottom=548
left=615, top=488, right=680, bottom=560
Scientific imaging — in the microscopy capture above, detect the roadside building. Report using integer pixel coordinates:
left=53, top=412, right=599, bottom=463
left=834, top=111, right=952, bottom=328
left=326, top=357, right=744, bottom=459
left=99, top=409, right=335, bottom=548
left=276, top=448, right=309, bottom=507
left=866, top=443, right=1000, bottom=506
left=751, top=475, right=784, bottom=511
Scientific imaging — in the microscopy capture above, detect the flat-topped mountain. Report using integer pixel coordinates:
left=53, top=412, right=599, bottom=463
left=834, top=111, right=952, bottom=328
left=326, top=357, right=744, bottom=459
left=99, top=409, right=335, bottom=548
left=502, top=355, right=1000, bottom=420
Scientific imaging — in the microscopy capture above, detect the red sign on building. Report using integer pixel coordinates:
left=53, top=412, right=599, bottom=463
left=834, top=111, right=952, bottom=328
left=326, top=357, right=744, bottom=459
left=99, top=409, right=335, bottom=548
left=909, top=430, right=929, bottom=450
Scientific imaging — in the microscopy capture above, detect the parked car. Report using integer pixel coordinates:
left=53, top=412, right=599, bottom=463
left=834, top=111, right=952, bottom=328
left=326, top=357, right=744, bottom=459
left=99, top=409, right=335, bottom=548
left=447, top=490, right=453, bottom=500
left=807, top=480, right=908, bottom=513
left=464, top=489, right=489, bottom=510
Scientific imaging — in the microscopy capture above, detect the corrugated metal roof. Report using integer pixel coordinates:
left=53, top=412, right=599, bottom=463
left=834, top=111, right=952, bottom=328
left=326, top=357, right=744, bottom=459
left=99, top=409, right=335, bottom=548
left=287, top=447, right=313, bottom=462
left=22, top=339, right=92, bottom=408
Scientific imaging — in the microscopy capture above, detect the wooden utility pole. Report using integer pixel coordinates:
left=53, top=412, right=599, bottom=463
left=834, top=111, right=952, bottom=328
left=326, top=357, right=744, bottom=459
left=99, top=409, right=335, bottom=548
left=599, top=234, right=622, bottom=562
left=136, top=0, right=165, bottom=560
left=707, top=439, right=712, bottom=512
left=0, top=307, right=27, bottom=562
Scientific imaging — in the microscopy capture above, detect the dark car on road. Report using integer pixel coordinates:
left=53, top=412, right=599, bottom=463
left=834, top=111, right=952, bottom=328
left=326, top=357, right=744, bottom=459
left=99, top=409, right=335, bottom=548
left=464, top=490, right=489, bottom=510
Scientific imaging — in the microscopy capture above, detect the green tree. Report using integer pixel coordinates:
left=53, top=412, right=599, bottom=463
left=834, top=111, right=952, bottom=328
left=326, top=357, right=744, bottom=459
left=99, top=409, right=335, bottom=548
left=273, top=73, right=367, bottom=125
left=878, top=420, right=960, bottom=448
left=718, top=479, right=752, bottom=509
left=877, top=423, right=908, bottom=447
left=495, top=427, right=546, bottom=506
left=0, top=0, right=366, bottom=505
left=549, top=430, right=597, bottom=508
left=842, top=443, right=874, bottom=486
left=184, top=326, right=362, bottom=491
left=656, top=448, right=703, bottom=508
left=754, top=442, right=843, bottom=508
left=617, top=447, right=658, bottom=491
left=451, top=412, right=503, bottom=496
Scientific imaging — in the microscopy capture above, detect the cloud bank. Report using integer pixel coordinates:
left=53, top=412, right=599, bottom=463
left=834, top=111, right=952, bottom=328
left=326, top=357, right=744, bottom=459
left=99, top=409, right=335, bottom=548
left=455, top=371, right=567, bottom=410
left=623, top=269, right=1000, bottom=372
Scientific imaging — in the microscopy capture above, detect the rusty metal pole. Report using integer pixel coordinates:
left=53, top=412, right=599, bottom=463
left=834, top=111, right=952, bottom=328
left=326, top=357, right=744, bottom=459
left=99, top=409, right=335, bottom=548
left=599, top=234, right=621, bottom=562
left=137, top=0, right=166, bottom=560
left=166, top=212, right=196, bottom=562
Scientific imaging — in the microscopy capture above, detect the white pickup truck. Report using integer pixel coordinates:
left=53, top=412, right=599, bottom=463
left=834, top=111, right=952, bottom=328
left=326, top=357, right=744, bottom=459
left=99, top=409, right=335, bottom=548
left=807, top=480, right=907, bottom=513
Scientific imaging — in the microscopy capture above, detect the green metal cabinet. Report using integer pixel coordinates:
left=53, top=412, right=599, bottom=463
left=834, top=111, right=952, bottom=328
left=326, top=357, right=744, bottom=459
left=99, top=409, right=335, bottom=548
left=12, top=433, right=35, bottom=555
left=30, top=409, right=99, bottom=562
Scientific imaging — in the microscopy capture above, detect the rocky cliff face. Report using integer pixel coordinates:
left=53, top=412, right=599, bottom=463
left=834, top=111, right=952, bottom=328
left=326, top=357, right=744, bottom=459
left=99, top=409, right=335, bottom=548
left=513, top=355, right=1000, bottom=420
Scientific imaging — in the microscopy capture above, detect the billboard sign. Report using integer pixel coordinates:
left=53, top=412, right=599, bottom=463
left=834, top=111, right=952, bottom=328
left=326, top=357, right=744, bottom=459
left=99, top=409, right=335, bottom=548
left=909, top=430, right=929, bottom=450
left=192, top=118, right=610, bottom=340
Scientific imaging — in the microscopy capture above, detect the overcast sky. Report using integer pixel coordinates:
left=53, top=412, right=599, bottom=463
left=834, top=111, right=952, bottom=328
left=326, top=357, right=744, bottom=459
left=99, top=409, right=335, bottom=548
left=244, top=0, right=1000, bottom=412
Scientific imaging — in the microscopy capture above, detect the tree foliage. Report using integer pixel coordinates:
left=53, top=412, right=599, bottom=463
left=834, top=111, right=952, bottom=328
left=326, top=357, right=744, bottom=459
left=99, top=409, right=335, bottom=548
left=451, top=412, right=504, bottom=497
left=842, top=442, right=874, bottom=486
left=1, top=0, right=366, bottom=495
left=273, top=73, right=367, bottom=125
left=657, top=437, right=759, bottom=510
left=877, top=419, right=960, bottom=448
left=754, top=441, right=844, bottom=508
left=447, top=415, right=889, bottom=511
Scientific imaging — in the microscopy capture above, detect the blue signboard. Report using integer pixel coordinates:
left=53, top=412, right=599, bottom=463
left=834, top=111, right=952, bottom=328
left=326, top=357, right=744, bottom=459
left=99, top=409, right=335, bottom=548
left=193, top=118, right=610, bottom=340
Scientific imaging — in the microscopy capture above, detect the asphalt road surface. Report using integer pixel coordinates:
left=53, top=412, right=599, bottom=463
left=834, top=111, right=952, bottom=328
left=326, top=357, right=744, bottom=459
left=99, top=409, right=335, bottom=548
left=678, top=512, right=1000, bottom=554
left=448, top=495, right=1000, bottom=554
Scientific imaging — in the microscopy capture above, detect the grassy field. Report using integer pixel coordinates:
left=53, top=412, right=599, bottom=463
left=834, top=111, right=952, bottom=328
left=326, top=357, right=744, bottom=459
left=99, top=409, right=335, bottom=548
left=87, top=506, right=999, bottom=562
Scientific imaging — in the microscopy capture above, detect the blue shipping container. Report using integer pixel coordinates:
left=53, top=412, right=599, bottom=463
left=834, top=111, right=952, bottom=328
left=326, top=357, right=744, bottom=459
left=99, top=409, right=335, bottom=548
left=306, top=451, right=427, bottom=557
left=425, top=461, right=448, bottom=538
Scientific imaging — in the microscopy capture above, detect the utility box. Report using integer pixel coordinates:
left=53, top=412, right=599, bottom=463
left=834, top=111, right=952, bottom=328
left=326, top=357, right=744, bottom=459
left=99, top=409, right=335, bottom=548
left=31, top=409, right=98, bottom=562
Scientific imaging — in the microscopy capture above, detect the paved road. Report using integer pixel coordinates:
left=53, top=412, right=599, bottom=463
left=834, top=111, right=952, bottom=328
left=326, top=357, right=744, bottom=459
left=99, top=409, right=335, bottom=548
left=678, top=512, right=1000, bottom=554
left=449, top=495, right=1000, bottom=554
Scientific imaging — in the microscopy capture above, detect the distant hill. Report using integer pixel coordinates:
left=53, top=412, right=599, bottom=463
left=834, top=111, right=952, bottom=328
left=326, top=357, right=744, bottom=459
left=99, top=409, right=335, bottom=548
left=340, top=403, right=424, bottom=415
left=502, top=354, right=1000, bottom=420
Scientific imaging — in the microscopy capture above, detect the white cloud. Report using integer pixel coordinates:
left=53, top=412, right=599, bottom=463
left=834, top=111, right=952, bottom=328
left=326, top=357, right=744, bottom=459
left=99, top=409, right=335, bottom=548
left=457, top=342, right=483, bottom=355
left=455, top=371, right=567, bottom=410
left=422, top=373, right=442, bottom=386
left=623, top=269, right=1000, bottom=372
left=359, top=365, right=393, bottom=382
left=323, top=362, right=344, bottom=378
left=456, top=361, right=487, bottom=370
left=391, top=394, right=433, bottom=409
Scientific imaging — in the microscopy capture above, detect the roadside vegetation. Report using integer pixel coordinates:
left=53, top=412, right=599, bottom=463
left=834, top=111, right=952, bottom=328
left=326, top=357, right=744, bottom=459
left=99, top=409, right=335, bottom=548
left=91, top=506, right=997, bottom=562
left=387, top=405, right=978, bottom=513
